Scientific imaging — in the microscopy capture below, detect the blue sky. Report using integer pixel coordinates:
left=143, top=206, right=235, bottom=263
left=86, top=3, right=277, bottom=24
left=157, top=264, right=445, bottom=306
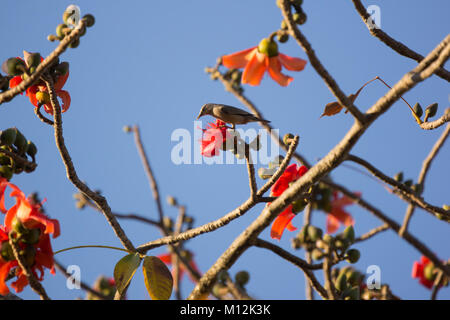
left=1, top=1, right=449, bottom=300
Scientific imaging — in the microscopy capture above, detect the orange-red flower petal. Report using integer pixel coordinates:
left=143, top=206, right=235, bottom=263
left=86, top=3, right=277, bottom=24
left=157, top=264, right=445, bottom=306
left=278, top=53, right=307, bottom=71
left=242, top=50, right=267, bottom=86
left=222, top=47, right=256, bottom=69
left=267, top=56, right=293, bottom=87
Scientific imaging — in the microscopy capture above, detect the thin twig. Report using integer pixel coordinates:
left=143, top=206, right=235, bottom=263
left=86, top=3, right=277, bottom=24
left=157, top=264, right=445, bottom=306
left=43, top=74, right=135, bottom=253
left=399, top=123, right=450, bottom=236
left=351, top=0, right=450, bottom=82
left=420, top=109, right=450, bottom=130
left=252, top=238, right=328, bottom=299
left=355, top=224, right=389, bottom=243
left=279, top=0, right=366, bottom=124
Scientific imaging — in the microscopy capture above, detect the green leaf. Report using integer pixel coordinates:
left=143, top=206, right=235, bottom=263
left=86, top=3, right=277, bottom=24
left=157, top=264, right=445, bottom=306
left=142, top=256, right=173, bottom=300
left=113, top=253, right=142, bottom=295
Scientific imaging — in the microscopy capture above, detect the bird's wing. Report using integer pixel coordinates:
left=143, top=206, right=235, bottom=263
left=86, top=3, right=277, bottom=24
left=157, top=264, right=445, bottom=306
left=217, top=104, right=256, bottom=117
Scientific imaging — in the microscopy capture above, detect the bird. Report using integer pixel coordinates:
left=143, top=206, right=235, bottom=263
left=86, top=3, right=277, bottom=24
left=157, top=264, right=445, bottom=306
left=196, top=103, right=270, bottom=129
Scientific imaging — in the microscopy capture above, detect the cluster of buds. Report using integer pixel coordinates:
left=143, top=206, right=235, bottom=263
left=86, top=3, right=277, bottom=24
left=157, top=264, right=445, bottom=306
left=86, top=276, right=118, bottom=300
left=294, top=225, right=360, bottom=265
left=412, top=102, right=439, bottom=124
left=278, top=0, right=307, bottom=32
left=47, top=6, right=95, bottom=49
left=212, top=269, right=250, bottom=298
left=393, top=171, right=423, bottom=195
left=331, top=266, right=365, bottom=300
left=0, top=128, right=37, bottom=180
left=310, top=182, right=333, bottom=212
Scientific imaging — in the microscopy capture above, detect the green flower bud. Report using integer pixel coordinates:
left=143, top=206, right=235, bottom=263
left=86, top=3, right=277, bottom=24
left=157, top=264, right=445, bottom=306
left=280, top=20, right=288, bottom=30
left=212, top=283, right=227, bottom=297
left=82, top=14, right=96, bottom=27
left=20, top=228, right=41, bottom=245
left=13, top=129, right=28, bottom=154
left=293, top=12, right=307, bottom=25
left=323, top=234, right=333, bottom=245
left=235, top=271, right=250, bottom=286
left=335, top=272, right=347, bottom=292
left=55, top=62, right=70, bottom=76
left=2, top=58, right=27, bottom=76
left=413, top=102, right=423, bottom=118
left=334, top=238, right=349, bottom=250
left=47, top=34, right=60, bottom=42
left=311, top=248, right=324, bottom=260
left=26, top=141, right=38, bottom=159
left=307, top=225, right=323, bottom=242
left=217, top=269, right=229, bottom=284
left=283, top=133, right=295, bottom=146
left=162, top=216, right=173, bottom=230
left=23, top=51, right=41, bottom=69
left=166, top=195, right=177, bottom=206
left=297, top=225, right=308, bottom=243
left=393, top=171, right=404, bottom=182
left=403, top=179, right=413, bottom=188
left=343, top=286, right=360, bottom=300
left=258, top=38, right=279, bottom=58
left=277, top=33, right=289, bottom=43
left=292, top=198, right=307, bottom=213
left=56, top=24, right=68, bottom=38
left=443, top=204, right=450, bottom=211
left=1, top=241, right=14, bottom=261
left=346, top=249, right=361, bottom=264
left=343, top=225, right=355, bottom=244
left=69, top=38, right=80, bottom=48
left=425, top=103, right=438, bottom=119
left=0, top=166, right=13, bottom=180
left=0, top=129, right=17, bottom=146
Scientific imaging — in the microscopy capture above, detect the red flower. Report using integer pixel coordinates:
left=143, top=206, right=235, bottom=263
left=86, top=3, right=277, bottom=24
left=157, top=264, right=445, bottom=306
left=158, top=251, right=201, bottom=283
left=412, top=256, right=438, bottom=289
left=269, top=163, right=308, bottom=240
left=0, top=178, right=60, bottom=295
left=222, top=38, right=307, bottom=87
left=199, top=120, right=231, bottom=157
left=325, top=191, right=360, bottom=234
left=8, top=54, right=71, bottom=115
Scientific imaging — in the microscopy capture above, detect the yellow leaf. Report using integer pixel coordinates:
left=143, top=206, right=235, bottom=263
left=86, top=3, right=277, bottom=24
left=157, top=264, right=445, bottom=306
left=320, top=93, right=358, bottom=117
left=113, top=253, right=142, bottom=295
left=143, top=256, right=173, bottom=300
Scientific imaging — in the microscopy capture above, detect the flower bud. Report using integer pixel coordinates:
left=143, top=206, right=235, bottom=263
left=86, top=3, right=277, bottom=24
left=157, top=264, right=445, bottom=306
left=292, top=198, right=307, bottom=213
left=258, top=38, right=279, bottom=58
left=403, top=179, right=413, bottom=188
left=293, top=12, right=307, bottom=25
left=82, top=14, right=96, bottom=27
left=23, top=51, right=41, bottom=69
left=69, top=38, right=80, bottom=48
left=413, top=102, right=423, bottom=118
left=0, top=128, right=17, bottom=146
left=212, top=283, right=228, bottom=297
left=162, top=216, right=173, bottom=230
left=283, top=133, right=295, bottom=146
left=55, top=62, right=70, bottom=76
left=443, top=204, right=450, bottom=211
left=344, top=286, right=360, bottom=300
left=311, top=248, right=324, bottom=260
left=393, top=171, right=403, bottom=182
left=166, top=196, right=178, bottom=206
left=280, top=20, right=288, bottom=30
left=26, top=141, right=38, bottom=159
left=335, top=273, right=347, bottom=292
left=217, top=269, right=229, bottom=284
left=13, top=129, right=28, bottom=154
left=346, top=249, right=360, bottom=264
left=411, top=183, right=423, bottom=195
left=2, top=58, right=26, bottom=76
left=235, top=271, right=250, bottom=286
left=277, top=33, right=289, bottom=43
left=424, top=103, right=438, bottom=119
left=343, top=225, right=355, bottom=244
left=11, top=216, right=27, bottom=235
left=0, top=166, right=13, bottom=180
left=323, top=234, right=333, bottom=245
left=0, top=241, right=14, bottom=261
left=56, top=24, right=68, bottom=38
left=0, top=154, right=11, bottom=166
left=21, top=245, right=36, bottom=267
left=307, top=225, right=323, bottom=242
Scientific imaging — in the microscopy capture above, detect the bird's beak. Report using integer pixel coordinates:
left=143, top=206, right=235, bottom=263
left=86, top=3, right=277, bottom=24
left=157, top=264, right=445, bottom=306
left=196, top=112, right=202, bottom=120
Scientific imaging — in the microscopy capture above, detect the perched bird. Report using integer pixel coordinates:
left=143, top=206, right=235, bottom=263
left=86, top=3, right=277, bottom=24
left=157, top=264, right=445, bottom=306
left=197, top=103, right=270, bottom=129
